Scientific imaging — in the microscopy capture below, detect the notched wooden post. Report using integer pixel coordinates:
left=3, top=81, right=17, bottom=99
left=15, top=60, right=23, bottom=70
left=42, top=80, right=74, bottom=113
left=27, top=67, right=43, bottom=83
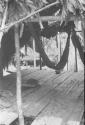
left=14, top=24, right=24, bottom=125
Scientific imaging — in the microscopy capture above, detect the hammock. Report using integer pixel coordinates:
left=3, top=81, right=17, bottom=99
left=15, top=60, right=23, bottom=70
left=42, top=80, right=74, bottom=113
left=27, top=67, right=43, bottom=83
left=28, top=22, right=70, bottom=71
left=71, top=30, right=84, bottom=64
left=55, top=32, right=70, bottom=70
left=1, top=21, right=72, bottom=70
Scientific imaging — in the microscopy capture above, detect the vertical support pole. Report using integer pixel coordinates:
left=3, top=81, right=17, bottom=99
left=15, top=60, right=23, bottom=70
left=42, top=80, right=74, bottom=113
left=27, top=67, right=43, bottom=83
left=0, top=3, right=8, bottom=79
left=15, top=24, right=24, bottom=125
left=67, top=33, right=69, bottom=71
left=84, top=29, right=85, bottom=50
left=67, top=59, right=68, bottom=71
left=25, top=44, right=27, bottom=56
left=81, top=20, right=85, bottom=72
left=56, top=34, right=58, bottom=48
left=74, top=47, right=78, bottom=72
left=57, top=32, right=60, bottom=62
left=0, top=3, right=8, bottom=47
left=40, top=54, right=42, bottom=70
left=40, top=37, right=44, bottom=70
left=33, top=39, right=36, bottom=68
left=0, top=47, right=3, bottom=79
left=55, top=34, right=58, bottom=64
left=60, top=37, right=62, bottom=59
left=25, top=44, right=28, bottom=66
left=81, top=20, right=85, bottom=50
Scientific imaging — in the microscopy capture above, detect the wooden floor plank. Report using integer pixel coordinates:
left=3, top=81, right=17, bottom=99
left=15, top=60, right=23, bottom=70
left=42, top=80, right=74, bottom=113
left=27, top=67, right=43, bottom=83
left=0, top=69, right=84, bottom=125
left=55, top=71, right=84, bottom=99
left=8, top=71, right=73, bottom=116
left=35, top=91, right=83, bottom=125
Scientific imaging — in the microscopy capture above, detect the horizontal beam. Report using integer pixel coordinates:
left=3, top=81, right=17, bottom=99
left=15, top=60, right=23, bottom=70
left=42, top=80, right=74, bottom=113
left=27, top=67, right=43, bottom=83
left=0, top=1, right=60, bottom=32
left=28, top=16, right=85, bottom=29
left=1, top=15, right=85, bottom=32
left=28, top=16, right=84, bottom=22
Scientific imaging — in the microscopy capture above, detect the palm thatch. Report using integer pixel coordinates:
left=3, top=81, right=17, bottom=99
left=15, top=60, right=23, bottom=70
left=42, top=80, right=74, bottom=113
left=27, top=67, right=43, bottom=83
left=0, top=0, right=85, bottom=70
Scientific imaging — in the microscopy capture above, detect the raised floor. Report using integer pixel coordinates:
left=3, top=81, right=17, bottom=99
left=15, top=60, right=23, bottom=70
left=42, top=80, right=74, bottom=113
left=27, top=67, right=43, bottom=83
left=0, top=68, right=84, bottom=125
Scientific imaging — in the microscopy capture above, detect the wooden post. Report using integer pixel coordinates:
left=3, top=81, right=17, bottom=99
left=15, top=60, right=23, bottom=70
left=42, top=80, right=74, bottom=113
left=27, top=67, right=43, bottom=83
left=81, top=20, right=85, bottom=51
left=67, top=34, right=69, bottom=71
left=74, top=47, right=78, bottom=72
left=0, top=3, right=8, bottom=79
left=0, top=3, right=8, bottom=47
left=40, top=54, right=42, bottom=70
left=60, top=37, right=62, bottom=58
left=57, top=32, right=60, bottom=62
left=0, top=47, right=3, bottom=79
left=58, top=32, right=62, bottom=59
left=33, top=39, right=36, bottom=68
left=25, top=44, right=27, bottom=56
left=25, top=44, right=28, bottom=66
left=15, top=24, right=24, bottom=125
left=67, top=59, right=68, bottom=71
left=39, top=37, right=44, bottom=70
left=81, top=20, right=85, bottom=44
left=55, top=34, right=58, bottom=64
left=56, top=34, right=58, bottom=48
left=84, top=29, right=85, bottom=50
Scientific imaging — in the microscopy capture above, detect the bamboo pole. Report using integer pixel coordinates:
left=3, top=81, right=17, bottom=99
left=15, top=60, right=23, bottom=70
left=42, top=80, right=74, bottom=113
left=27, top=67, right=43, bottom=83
left=56, top=34, right=58, bottom=48
left=67, top=58, right=68, bottom=71
left=74, top=47, right=78, bottom=72
left=25, top=44, right=27, bottom=56
left=0, top=48, right=3, bottom=79
left=0, top=3, right=8, bottom=47
left=81, top=20, right=85, bottom=50
left=40, top=37, right=43, bottom=70
left=57, top=32, right=61, bottom=62
left=15, top=24, right=24, bottom=125
left=40, top=54, right=42, bottom=70
left=55, top=34, right=59, bottom=64
left=60, top=37, right=62, bottom=59
left=25, top=44, right=28, bottom=66
left=67, top=35, right=69, bottom=71
left=33, top=39, right=36, bottom=68
left=0, top=3, right=8, bottom=78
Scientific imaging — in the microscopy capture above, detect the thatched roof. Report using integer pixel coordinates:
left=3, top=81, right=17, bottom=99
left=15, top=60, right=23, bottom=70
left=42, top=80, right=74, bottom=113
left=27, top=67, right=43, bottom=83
left=0, top=0, right=85, bottom=27
left=0, top=0, right=84, bottom=70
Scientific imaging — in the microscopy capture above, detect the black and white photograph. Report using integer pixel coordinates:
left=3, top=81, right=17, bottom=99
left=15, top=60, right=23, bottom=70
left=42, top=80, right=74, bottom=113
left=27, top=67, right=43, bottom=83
left=0, top=0, right=84, bottom=125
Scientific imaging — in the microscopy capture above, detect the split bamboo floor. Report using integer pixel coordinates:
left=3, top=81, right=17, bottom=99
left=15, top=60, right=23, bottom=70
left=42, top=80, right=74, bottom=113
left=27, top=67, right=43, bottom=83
left=0, top=68, right=84, bottom=125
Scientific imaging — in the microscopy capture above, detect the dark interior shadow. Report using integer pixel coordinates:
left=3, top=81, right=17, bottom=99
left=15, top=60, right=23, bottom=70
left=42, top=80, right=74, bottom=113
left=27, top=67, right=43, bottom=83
left=10, top=115, right=35, bottom=125
left=22, top=78, right=40, bottom=89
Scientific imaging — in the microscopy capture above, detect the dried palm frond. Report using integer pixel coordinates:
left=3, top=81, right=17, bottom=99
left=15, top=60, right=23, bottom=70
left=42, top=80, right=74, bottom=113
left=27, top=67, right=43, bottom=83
left=6, top=0, right=37, bottom=24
